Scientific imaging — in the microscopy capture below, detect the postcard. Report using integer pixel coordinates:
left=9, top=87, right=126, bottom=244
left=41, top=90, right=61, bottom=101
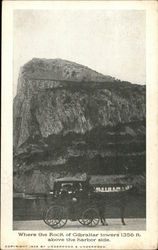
left=1, top=1, right=158, bottom=249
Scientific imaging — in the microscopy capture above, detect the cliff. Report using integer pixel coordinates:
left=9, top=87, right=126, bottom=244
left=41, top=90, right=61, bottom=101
left=13, top=58, right=146, bottom=193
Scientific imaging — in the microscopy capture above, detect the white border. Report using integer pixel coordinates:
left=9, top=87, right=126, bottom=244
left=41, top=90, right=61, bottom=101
left=1, top=1, right=158, bottom=249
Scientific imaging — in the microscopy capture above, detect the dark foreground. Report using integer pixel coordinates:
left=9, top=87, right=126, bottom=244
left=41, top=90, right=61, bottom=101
left=13, top=193, right=146, bottom=221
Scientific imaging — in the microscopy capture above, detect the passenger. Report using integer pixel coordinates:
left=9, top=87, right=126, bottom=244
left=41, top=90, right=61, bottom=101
left=60, top=184, right=72, bottom=201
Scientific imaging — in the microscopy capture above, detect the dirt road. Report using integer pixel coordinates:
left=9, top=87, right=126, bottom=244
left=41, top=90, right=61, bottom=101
left=13, top=218, right=145, bottom=231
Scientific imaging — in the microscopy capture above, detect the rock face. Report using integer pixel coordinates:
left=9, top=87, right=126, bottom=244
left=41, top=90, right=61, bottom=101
left=13, top=58, right=146, bottom=193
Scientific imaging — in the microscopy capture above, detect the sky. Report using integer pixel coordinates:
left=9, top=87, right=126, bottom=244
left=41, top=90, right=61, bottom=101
left=14, top=10, right=146, bottom=96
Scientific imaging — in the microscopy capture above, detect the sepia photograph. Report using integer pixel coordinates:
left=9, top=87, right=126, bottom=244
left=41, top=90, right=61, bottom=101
left=1, top=1, right=158, bottom=249
left=13, top=8, right=146, bottom=231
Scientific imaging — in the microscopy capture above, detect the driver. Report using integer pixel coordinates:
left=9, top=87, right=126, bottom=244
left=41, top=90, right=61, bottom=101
left=83, top=176, right=95, bottom=195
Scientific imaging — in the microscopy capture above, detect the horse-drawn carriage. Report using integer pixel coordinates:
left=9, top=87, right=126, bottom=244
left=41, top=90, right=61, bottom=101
left=43, top=177, right=132, bottom=229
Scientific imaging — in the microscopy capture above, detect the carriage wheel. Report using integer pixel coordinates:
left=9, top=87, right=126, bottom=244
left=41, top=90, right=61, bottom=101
left=43, top=206, right=50, bottom=225
left=78, top=219, right=85, bottom=225
left=43, top=204, right=56, bottom=225
left=78, top=216, right=93, bottom=225
left=81, top=208, right=100, bottom=227
left=43, top=205, right=67, bottom=228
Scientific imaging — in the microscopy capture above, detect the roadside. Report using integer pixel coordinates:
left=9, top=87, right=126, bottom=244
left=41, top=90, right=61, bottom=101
left=13, top=218, right=146, bottom=231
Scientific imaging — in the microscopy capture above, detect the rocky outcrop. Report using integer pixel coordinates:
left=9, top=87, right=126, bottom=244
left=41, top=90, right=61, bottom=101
left=13, top=58, right=146, bottom=193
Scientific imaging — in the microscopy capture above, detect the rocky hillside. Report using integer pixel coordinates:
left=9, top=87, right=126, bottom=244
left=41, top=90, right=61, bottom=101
left=13, top=58, right=146, bottom=194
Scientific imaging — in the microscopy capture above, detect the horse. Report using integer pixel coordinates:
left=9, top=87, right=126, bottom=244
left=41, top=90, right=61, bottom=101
left=92, top=187, right=130, bottom=226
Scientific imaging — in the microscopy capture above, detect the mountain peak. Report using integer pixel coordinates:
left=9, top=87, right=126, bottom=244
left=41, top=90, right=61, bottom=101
left=21, top=57, right=115, bottom=82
